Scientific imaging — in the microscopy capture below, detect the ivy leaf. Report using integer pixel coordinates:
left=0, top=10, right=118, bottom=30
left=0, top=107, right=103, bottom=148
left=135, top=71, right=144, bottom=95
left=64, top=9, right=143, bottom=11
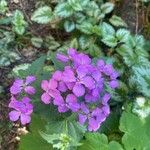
left=102, top=35, right=117, bottom=47
left=64, top=20, right=75, bottom=32
left=19, top=115, right=52, bottom=150
left=109, top=15, right=127, bottom=27
left=119, top=111, right=150, bottom=150
left=101, top=2, right=114, bottom=14
left=31, top=6, right=53, bottom=24
left=116, top=29, right=130, bottom=42
left=55, top=3, right=73, bottom=18
left=12, top=10, right=27, bottom=35
left=79, top=133, right=123, bottom=150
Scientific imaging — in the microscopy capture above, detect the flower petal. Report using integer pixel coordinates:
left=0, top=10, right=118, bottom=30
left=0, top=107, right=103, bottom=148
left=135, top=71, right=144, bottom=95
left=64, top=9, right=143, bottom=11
left=20, top=114, right=31, bottom=125
left=9, top=110, right=20, bottom=122
left=109, top=80, right=119, bottom=89
left=73, top=83, right=85, bottom=97
left=41, top=80, right=49, bottom=91
left=52, top=71, right=62, bottom=81
left=79, top=114, right=87, bottom=125
left=10, top=85, right=22, bottom=95
left=58, top=81, right=67, bottom=92
left=25, top=86, right=36, bottom=95
left=41, top=93, right=51, bottom=104
left=49, top=79, right=58, bottom=89
left=56, top=53, right=69, bottom=62
left=25, top=76, right=36, bottom=85
left=81, top=76, right=95, bottom=89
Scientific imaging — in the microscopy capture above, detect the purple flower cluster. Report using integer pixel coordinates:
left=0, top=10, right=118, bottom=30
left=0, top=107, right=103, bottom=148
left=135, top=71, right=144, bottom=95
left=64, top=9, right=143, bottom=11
left=41, top=48, right=119, bottom=131
left=9, top=76, right=36, bottom=125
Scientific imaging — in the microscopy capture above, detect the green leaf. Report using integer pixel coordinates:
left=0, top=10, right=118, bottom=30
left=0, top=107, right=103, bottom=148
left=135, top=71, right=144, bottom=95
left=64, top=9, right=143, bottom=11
left=0, top=0, right=8, bottom=14
left=31, top=37, right=43, bottom=48
left=19, top=115, right=52, bottom=150
left=130, top=65, right=150, bottom=97
left=12, top=10, right=27, bottom=35
left=101, top=22, right=115, bottom=36
left=77, top=22, right=93, bottom=34
left=68, top=0, right=83, bottom=11
left=109, top=15, right=127, bottom=27
left=55, top=3, right=73, bottom=18
left=46, top=119, right=86, bottom=142
left=31, top=6, right=53, bottom=24
left=119, top=111, right=150, bottom=150
left=101, top=2, right=114, bottom=14
left=116, top=29, right=130, bottom=42
left=79, top=133, right=123, bottom=150
left=102, top=35, right=117, bottom=47
left=64, top=20, right=75, bottom=32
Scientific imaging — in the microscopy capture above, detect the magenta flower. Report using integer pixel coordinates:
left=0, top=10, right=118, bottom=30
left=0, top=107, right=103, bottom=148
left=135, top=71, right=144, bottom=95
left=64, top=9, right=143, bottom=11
left=41, top=79, right=60, bottom=104
left=41, top=48, right=120, bottom=131
left=9, top=97, right=33, bottom=125
left=10, top=76, right=36, bottom=95
left=54, top=94, right=80, bottom=113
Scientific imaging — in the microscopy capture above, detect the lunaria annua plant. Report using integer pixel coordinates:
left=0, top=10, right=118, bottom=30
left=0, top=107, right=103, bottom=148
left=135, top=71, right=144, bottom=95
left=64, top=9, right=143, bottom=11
left=9, top=48, right=119, bottom=131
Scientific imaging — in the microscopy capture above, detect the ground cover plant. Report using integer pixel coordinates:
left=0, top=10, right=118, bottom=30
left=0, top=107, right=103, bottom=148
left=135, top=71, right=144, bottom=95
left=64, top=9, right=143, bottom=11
left=0, top=0, right=150, bottom=150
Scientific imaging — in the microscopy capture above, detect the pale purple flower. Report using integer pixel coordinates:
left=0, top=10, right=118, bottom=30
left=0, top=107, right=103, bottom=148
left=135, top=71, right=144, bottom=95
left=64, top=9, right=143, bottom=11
left=10, top=76, right=36, bottom=95
left=40, top=48, right=120, bottom=132
left=54, top=94, right=80, bottom=112
left=41, top=79, right=60, bottom=104
left=9, top=97, right=33, bottom=125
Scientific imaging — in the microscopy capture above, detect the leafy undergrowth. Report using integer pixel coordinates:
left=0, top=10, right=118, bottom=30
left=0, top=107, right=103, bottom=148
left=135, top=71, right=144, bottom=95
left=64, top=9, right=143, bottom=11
left=0, top=0, right=150, bottom=150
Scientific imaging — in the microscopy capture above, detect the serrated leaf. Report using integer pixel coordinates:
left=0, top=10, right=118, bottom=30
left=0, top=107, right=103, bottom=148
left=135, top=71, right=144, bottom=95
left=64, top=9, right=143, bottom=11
left=31, top=6, right=53, bottom=24
left=101, top=2, right=114, bottom=14
left=55, top=3, right=73, bottom=18
left=19, top=115, right=52, bottom=150
left=77, top=22, right=93, bottom=34
left=116, top=29, right=130, bottom=42
left=119, top=111, right=150, bottom=150
left=130, top=65, right=150, bottom=97
left=79, top=133, right=123, bottom=150
left=31, top=37, right=43, bottom=48
left=68, top=0, right=83, bottom=11
left=64, top=20, right=75, bottom=32
left=109, top=15, right=127, bottom=27
left=12, top=10, right=27, bottom=35
left=0, top=0, right=8, bottom=14
left=102, top=35, right=117, bottom=47
left=101, top=22, right=115, bottom=36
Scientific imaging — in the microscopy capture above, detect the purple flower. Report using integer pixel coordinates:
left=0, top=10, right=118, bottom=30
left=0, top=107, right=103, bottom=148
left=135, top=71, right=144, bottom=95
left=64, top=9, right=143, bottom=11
left=40, top=48, right=120, bottom=132
left=109, top=80, right=119, bottom=89
left=54, top=94, right=80, bottom=112
left=9, top=97, right=33, bottom=125
left=41, top=79, right=60, bottom=104
left=10, top=76, right=36, bottom=95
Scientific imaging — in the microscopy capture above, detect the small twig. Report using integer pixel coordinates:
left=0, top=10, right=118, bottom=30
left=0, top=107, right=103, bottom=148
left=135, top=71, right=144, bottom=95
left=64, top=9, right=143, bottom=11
left=135, top=0, right=139, bottom=34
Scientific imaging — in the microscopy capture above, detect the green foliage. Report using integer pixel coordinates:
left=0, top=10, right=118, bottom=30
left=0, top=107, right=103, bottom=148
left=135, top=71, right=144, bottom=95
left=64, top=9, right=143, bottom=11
left=0, top=31, right=21, bottom=66
left=79, top=133, right=123, bottom=150
left=19, top=115, right=53, bottom=150
left=0, top=0, right=8, bottom=14
left=109, top=15, right=127, bottom=27
left=119, top=111, right=150, bottom=150
left=31, top=6, right=53, bottom=24
left=12, top=10, right=27, bottom=35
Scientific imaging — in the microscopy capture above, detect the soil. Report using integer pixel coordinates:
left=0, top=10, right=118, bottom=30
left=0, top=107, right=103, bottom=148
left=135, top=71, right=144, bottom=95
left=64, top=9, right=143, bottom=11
left=0, top=0, right=150, bottom=150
